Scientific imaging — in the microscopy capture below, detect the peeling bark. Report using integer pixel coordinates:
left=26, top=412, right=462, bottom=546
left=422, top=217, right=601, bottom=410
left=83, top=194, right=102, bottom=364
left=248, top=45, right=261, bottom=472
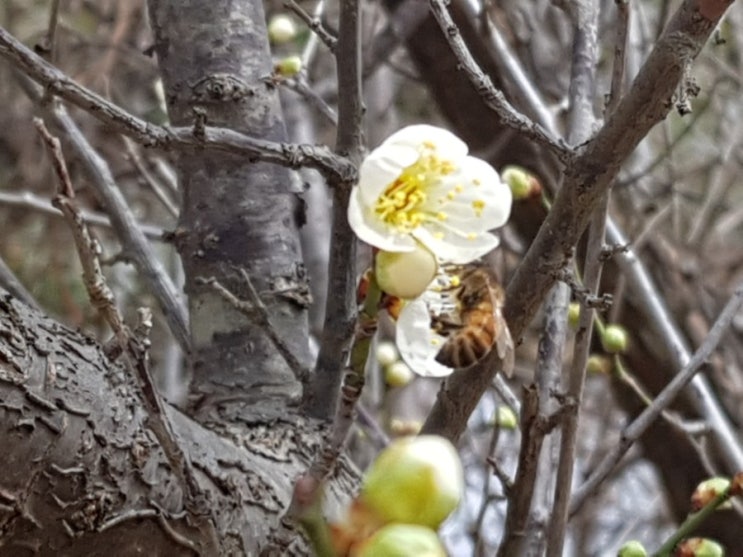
left=0, top=292, right=355, bottom=554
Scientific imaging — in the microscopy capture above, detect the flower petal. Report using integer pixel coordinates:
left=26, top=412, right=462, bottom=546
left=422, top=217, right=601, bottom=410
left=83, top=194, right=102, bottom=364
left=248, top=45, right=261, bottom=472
left=432, top=156, right=512, bottom=231
left=383, top=124, right=468, bottom=161
left=358, top=143, right=420, bottom=205
left=396, top=299, right=455, bottom=378
left=348, top=189, right=417, bottom=252
left=413, top=227, right=499, bottom=264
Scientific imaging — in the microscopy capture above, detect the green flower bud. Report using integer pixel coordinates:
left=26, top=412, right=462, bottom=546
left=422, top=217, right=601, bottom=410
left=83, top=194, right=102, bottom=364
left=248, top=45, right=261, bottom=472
left=355, top=524, right=446, bottom=557
left=389, top=419, right=422, bottom=436
left=501, top=165, right=539, bottom=200
left=618, top=540, right=647, bottom=557
left=376, top=341, right=400, bottom=367
left=586, top=354, right=612, bottom=375
left=602, top=324, right=629, bottom=354
left=494, top=406, right=518, bottom=430
left=375, top=243, right=438, bottom=300
left=568, top=302, right=581, bottom=328
left=385, top=361, right=414, bottom=388
left=361, top=435, right=463, bottom=529
left=268, top=15, right=297, bottom=44
left=275, top=55, right=302, bottom=78
left=691, top=477, right=731, bottom=511
left=674, top=538, right=724, bottom=557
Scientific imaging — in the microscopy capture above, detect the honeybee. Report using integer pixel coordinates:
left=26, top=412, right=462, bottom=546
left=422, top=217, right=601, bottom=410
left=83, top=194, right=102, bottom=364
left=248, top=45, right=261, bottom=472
left=434, top=266, right=515, bottom=376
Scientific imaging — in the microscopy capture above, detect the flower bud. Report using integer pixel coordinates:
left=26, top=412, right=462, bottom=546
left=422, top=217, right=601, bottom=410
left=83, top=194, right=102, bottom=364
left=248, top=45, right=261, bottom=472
left=275, top=55, right=302, bottom=78
left=501, top=165, right=540, bottom=200
left=602, top=324, right=629, bottom=354
left=354, top=524, right=446, bottom=557
left=375, top=243, right=438, bottom=300
left=673, top=538, right=724, bottom=557
left=376, top=341, right=400, bottom=367
left=268, top=15, right=297, bottom=44
left=568, top=302, right=581, bottom=328
left=691, top=477, right=730, bottom=511
left=389, top=419, right=422, bottom=437
left=385, top=361, right=414, bottom=388
left=361, top=435, right=463, bottom=529
left=586, top=354, right=612, bottom=375
left=618, top=540, right=647, bottom=557
left=493, top=406, right=518, bottom=430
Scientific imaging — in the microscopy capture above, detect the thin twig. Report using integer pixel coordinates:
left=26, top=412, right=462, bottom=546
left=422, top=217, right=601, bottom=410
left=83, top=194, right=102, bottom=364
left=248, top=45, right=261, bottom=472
left=284, top=0, right=337, bottom=53
left=35, top=118, right=206, bottom=518
left=35, top=0, right=61, bottom=60
left=569, top=272, right=743, bottom=514
left=122, top=136, right=179, bottom=218
left=547, top=2, right=601, bottom=553
left=427, top=0, right=570, bottom=159
left=0, top=190, right=166, bottom=241
left=201, top=272, right=310, bottom=388
left=304, top=0, right=363, bottom=418
left=0, top=256, right=39, bottom=309
left=46, top=102, right=191, bottom=354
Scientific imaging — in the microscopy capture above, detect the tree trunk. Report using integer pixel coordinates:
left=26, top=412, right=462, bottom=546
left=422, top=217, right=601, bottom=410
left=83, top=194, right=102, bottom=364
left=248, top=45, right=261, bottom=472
left=147, top=0, right=311, bottom=424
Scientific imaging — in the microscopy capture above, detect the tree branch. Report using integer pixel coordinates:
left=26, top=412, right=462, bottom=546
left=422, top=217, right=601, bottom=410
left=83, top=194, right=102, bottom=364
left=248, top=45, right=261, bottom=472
left=0, top=25, right=355, bottom=184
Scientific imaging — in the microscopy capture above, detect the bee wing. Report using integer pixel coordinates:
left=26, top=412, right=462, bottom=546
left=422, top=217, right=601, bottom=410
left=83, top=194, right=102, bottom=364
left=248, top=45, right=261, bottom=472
left=495, top=313, right=515, bottom=378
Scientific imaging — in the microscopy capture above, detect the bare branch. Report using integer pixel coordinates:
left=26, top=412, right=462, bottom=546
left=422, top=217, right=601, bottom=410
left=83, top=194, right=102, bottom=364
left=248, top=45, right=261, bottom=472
left=0, top=25, right=355, bottom=184
left=305, top=0, right=363, bottom=418
left=427, top=0, right=571, bottom=159
left=46, top=102, right=192, bottom=355
left=570, top=272, right=743, bottom=515
left=0, top=190, right=166, bottom=241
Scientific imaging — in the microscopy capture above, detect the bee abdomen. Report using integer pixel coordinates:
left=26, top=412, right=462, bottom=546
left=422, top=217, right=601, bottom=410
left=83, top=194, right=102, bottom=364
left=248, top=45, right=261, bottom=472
left=435, top=326, right=495, bottom=369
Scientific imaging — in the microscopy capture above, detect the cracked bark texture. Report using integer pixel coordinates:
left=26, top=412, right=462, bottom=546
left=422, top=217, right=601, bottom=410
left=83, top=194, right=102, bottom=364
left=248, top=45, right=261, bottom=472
left=147, top=0, right=311, bottom=422
left=0, top=292, right=355, bottom=554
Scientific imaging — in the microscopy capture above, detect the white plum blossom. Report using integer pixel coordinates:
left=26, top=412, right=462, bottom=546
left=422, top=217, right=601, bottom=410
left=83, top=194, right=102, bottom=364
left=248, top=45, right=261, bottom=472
left=348, top=124, right=512, bottom=264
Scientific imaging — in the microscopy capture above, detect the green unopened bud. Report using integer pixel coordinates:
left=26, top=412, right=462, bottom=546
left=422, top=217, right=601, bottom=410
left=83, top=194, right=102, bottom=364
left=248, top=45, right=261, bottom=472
left=674, top=538, right=724, bottom=557
left=356, top=524, right=446, bottom=557
left=385, top=361, right=414, bottom=388
left=389, top=419, right=422, bottom=436
left=376, top=341, right=399, bottom=367
left=375, top=243, right=438, bottom=300
left=586, top=354, right=612, bottom=375
left=362, top=435, right=463, bottom=529
left=568, top=302, right=581, bottom=328
left=501, top=165, right=540, bottom=200
left=493, top=406, right=518, bottom=430
left=618, top=540, right=647, bottom=557
left=275, top=55, right=302, bottom=78
left=691, top=477, right=731, bottom=511
left=268, top=15, right=297, bottom=44
left=602, top=324, right=629, bottom=354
